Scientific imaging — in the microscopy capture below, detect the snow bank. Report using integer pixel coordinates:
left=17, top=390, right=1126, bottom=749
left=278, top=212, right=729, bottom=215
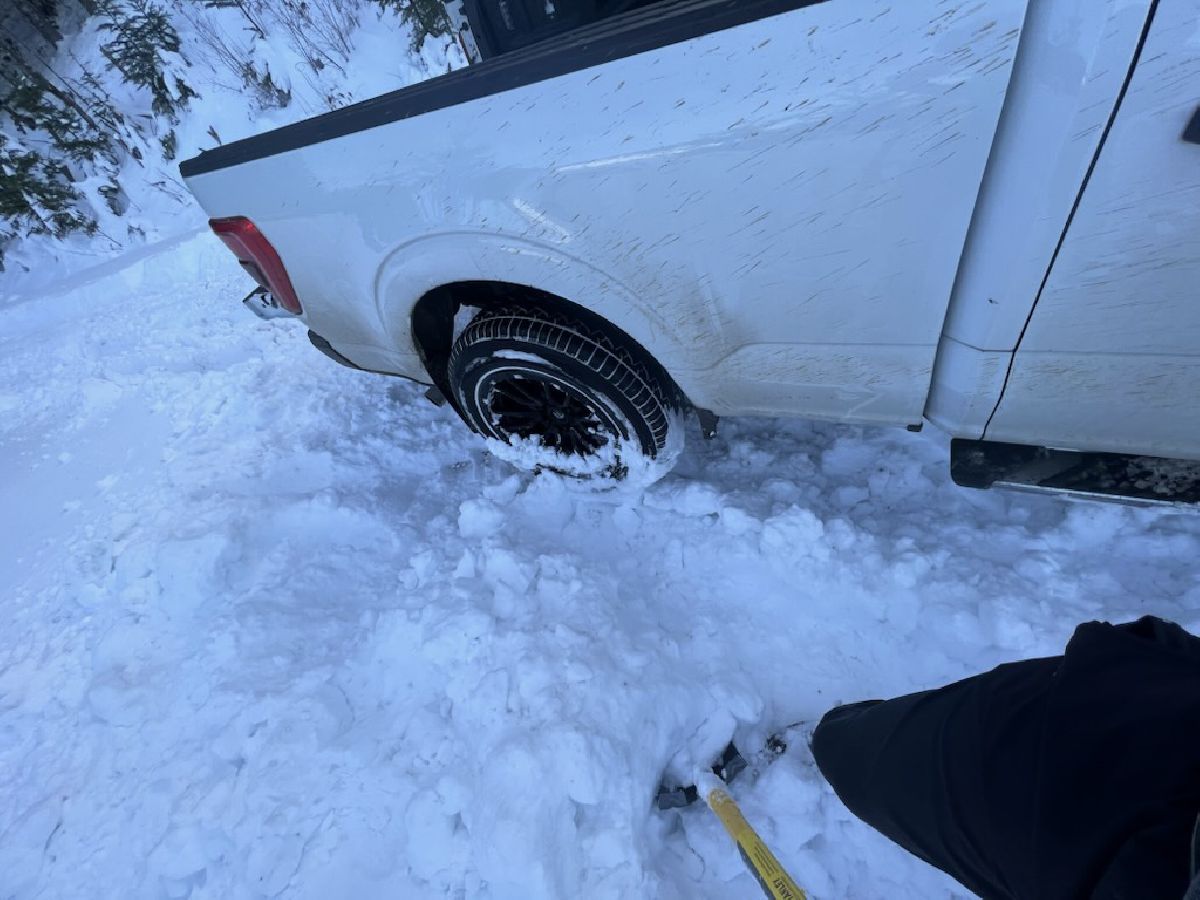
left=1, top=2, right=464, bottom=300
left=2, top=237, right=1199, bottom=898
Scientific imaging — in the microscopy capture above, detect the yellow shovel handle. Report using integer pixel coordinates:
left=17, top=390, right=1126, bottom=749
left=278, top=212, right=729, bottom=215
left=706, top=786, right=808, bottom=900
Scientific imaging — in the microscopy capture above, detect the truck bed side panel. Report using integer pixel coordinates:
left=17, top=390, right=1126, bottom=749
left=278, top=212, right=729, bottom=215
left=184, top=0, right=1028, bottom=424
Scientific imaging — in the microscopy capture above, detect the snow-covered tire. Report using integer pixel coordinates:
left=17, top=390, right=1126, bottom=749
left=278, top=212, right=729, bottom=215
left=447, top=307, right=682, bottom=479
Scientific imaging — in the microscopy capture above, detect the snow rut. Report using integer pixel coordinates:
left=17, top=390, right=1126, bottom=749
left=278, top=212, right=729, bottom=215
left=2, top=236, right=1198, bottom=899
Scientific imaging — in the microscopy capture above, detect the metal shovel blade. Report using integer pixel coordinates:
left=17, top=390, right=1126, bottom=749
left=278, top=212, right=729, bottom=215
left=655, top=741, right=749, bottom=810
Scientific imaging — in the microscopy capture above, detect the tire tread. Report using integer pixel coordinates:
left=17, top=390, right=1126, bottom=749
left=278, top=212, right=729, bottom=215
left=448, top=306, right=675, bottom=454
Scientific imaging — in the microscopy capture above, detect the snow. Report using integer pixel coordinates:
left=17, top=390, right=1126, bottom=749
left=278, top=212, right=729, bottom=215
left=481, top=410, right=685, bottom=485
left=3, top=234, right=1199, bottom=899
left=1, top=3, right=465, bottom=298
left=7, top=4, right=1192, bottom=896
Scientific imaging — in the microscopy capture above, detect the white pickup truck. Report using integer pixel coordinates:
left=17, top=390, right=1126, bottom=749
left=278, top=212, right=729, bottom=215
left=180, top=0, right=1200, bottom=503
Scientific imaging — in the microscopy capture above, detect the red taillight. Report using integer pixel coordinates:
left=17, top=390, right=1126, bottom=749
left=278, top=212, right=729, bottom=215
left=209, top=216, right=303, bottom=315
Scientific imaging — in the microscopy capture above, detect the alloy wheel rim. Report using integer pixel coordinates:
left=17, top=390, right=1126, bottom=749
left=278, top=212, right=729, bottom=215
left=486, top=372, right=612, bottom=456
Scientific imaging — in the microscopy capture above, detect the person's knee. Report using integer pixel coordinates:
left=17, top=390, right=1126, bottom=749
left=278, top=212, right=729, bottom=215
left=811, top=700, right=883, bottom=808
left=812, top=700, right=880, bottom=756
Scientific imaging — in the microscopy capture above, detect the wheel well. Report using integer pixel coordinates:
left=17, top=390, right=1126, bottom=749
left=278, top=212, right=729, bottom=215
left=410, top=281, right=688, bottom=408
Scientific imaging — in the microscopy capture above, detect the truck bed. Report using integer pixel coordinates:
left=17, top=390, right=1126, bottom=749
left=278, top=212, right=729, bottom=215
left=181, top=0, right=830, bottom=177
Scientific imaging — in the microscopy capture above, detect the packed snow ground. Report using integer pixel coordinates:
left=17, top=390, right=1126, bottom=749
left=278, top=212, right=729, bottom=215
left=2, top=237, right=1199, bottom=900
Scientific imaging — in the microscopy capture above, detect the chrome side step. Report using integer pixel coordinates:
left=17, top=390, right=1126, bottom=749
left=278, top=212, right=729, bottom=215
left=950, top=439, right=1200, bottom=507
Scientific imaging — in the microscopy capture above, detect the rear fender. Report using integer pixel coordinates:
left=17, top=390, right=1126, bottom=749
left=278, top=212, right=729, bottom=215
left=373, top=231, right=712, bottom=393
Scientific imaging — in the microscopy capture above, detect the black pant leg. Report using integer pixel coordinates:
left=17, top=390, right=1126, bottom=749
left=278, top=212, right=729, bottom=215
left=813, top=619, right=1200, bottom=900
left=812, top=657, right=1061, bottom=899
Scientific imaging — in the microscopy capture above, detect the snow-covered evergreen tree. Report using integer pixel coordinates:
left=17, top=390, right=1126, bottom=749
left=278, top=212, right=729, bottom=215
left=0, top=0, right=465, bottom=276
left=97, top=0, right=196, bottom=121
left=376, top=0, right=453, bottom=51
left=0, top=131, right=98, bottom=252
left=0, top=0, right=111, bottom=269
left=0, top=0, right=194, bottom=267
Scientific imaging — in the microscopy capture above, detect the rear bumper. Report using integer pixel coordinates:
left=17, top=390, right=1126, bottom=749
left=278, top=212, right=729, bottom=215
left=307, top=330, right=448, bottom=407
left=308, top=330, right=365, bottom=370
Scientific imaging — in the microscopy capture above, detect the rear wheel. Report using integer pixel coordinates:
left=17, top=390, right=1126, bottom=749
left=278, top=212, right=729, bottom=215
left=446, top=307, right=682, bottom=479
